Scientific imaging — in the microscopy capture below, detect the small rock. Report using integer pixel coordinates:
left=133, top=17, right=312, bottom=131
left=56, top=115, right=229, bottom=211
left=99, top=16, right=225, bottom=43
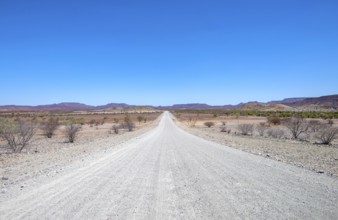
left=316, top=170, right=324, bottom=174
left=1, top=189, right=7, bottom=194
left=1, top=177, right=8, bottom=181
left=265, top=154, right=270, bottom=158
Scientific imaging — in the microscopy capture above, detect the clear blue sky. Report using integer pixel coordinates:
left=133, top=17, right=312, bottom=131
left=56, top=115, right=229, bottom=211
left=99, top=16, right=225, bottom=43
left=1, top=0, right=337, bottom=106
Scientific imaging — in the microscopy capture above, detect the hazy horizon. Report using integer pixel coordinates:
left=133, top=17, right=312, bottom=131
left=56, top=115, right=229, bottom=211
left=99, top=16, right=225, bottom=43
left=1, top=0, right=337, bottom=106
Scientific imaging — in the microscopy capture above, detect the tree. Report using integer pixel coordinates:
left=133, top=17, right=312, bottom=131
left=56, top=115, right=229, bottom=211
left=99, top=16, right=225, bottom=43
left=283, top=116, right=309, bottom=139
left=0, top=118, right=36, bottom=153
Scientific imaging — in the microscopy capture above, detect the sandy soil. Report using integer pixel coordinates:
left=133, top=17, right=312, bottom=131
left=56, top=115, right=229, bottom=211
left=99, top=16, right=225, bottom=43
left=177, top=119, right=338, bottom=177
left=0, top=112, right=337, bottom=219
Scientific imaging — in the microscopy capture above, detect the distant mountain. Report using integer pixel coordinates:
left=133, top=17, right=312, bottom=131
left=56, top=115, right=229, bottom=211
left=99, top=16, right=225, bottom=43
left=158, top=103, right=240, bottom=110
left=0, top=102, right=130, bottom=111
left=268, top=98, right=307, bottom=104
left=240, top=102, right=294, bottom=111
left=34, top=102, right=94, bottom=111
left=160, top=95, right=338, bottom=110
left=0, top=94, right=337, bottom=111
left=95, top=103, right=134, bottom=110
left=289, top=95, right=338, bottom=108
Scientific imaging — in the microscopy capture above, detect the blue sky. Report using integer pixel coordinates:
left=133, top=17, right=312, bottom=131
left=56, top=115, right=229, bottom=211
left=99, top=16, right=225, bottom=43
left=0, top=0, right=337, bottom=106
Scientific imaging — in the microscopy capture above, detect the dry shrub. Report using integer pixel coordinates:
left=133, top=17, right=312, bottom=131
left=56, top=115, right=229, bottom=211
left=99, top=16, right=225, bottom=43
left=43, top=117, right=59, bottom=138
left=0, top=118, right=36, bottom=153
left=204, top=122, right=215, bottom=128
left=308, top=120, right=327, bottom=132
left=266, top=128, right=285, bottom=139
left=237, top=124, right=254, bottom=136
left=267, top=115, right=281, bottom=125
left=137, top=115, right=144, bottom=124
left=112, top=125, right=119, bottom=134
left=65, top=124, right=81, bottom=143
left=123, top=115, right=135, bottom=132
left=283, top=117, right=309, bottom=139
left=316, top=127, right=338, bottom=145
left=256, top=122, right=268, bottom=136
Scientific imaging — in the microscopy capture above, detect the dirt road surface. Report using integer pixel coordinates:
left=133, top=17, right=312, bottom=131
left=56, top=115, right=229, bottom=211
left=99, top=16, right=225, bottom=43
left=1, top=112, right=337, bottom=219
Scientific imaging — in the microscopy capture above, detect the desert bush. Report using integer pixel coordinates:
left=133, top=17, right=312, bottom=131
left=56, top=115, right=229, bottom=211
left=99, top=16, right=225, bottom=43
left=316, top=127, right=338, bottom=145
left=204, top=122, right=215, bottom=128
left=237, top=124, right=254, bottom=136
left=124, top=115, right=135, bottom=131
left=327, top=119, right=334, bottom=126
left=43, top=117, right=59, bottom=138
left=137, top=115, right=144, bottom=124
left=266, top=128, right=285, bottom=139
left=112, top=125, right=119, bottom=134
left=65, top=123, right=81, bottom=143
left=267, top=115, right=281, bottom=125
left=283, top=116, right=309, bottom=139
left=113, top=118, right=119, bottom=124
left=256, top=123, right=268, bottom=136
left=0, top=118, right=36, bottom=153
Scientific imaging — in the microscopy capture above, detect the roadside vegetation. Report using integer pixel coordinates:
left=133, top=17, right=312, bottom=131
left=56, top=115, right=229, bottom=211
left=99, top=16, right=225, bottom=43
left=175, top=110, right=338, bottom=176
left=0, top=110, right=161, bottom=153
left=174, top=110, right=338, bottom=145
left=173, top=109, right=338, bottom=119
left=0, top=118, right=36, bottom=153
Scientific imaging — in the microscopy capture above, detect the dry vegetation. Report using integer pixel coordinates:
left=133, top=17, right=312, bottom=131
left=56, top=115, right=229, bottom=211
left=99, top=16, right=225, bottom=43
left=0, top=110, right=162, bottom=195
left=174, top=110, right=338, bottom=176
left=0, top=110, right=161, bottom=154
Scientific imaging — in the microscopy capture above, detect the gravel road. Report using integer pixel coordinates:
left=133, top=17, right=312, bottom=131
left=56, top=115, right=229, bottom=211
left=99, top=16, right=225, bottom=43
left=1, top=112, right=337, bottom=219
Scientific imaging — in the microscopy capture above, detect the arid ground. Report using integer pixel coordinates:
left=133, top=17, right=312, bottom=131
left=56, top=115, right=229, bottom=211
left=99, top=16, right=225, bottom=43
left=0, top=112, right=337, bottom=219
left=175, top=112, right=338, bottom=177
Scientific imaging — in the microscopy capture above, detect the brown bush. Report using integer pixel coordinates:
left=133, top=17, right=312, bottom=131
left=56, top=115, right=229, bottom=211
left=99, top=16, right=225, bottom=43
left=267, top=115, right=281, bottom=125
left=137, top=115, right=144, bottom=124
left=204, top=122, right=215, bottom=128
